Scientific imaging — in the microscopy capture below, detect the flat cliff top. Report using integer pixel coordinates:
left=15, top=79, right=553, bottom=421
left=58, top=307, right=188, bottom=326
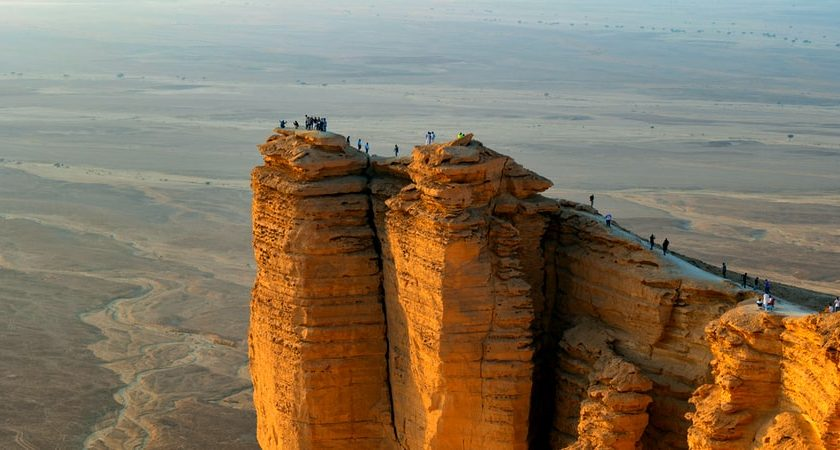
left=257, top=128, right=368, bottom=180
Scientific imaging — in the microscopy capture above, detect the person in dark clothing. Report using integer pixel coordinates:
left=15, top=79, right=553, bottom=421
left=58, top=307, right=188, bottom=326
left=764, top=279, right=771, bottom=294
left=279, top=119, right=286, bottom=129
left=662, top=238, right=670, bottom=255
left=394, top=144, right=399, bottom=157
left=754, top=276, right=760, bottom=289
left=293, top=120, right=299, bottom=129
left=589, top=194, right=595, bottom=207
left=722, top=262, right=727, bottom=279
left=357, top=139, right=362, bottom=151
left=605, top=213, right=612, bottom=228
left=649, top=234, right=656, bottom=250
left=364, top=142, right=369, bottom=155
left=742, top=272, right=748, bottom=288
left=346, top=136, right=350, bottom=145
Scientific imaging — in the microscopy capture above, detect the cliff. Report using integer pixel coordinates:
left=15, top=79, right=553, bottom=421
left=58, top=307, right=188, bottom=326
left=687, top=305, right=840, bottom=449
left=249, top=130, right=394, bottom=449
left=249, top=129, right=831, bottom=449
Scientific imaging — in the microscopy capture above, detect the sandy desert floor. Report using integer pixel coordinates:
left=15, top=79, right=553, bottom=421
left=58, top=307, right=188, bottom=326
left=0, top=0, right=838, bottom=447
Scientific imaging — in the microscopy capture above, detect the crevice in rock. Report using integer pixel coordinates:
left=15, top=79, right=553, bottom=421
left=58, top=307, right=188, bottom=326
left=363, top=162, right=400, bottom=444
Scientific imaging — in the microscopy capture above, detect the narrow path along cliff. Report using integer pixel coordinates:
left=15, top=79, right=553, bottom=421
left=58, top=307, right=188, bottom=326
left=248, top=128, right=839, bottom=450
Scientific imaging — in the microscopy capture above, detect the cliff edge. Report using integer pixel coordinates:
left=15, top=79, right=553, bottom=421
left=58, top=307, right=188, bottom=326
left=249, top=129, right=831, bottom=449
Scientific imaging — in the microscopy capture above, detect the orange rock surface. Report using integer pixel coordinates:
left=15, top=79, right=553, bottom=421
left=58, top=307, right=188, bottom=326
left=249, top=129, right=836, bottom=450
left=379, top=135, right=556, bottom=449
left=249, top=130, right=394, bottom=449
left=687, top=305, right=840, bottom=449
left=544, top=207, right=748, bottom=449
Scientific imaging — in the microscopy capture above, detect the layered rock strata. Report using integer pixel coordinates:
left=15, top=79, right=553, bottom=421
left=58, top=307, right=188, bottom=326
left=249, top=128, right=831, bottom=450
left=544, top=206, right=748, bottom=449
left=378, top=135, right=556, bottom=449
left=249, top=130, right=394, bottom=449
left=687, top=305, right=840, bottom=449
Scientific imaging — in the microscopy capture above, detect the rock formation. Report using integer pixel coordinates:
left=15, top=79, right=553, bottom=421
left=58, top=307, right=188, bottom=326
left=249, top=130, right=394, bottom=449
left=249, top=128, right=834, bottom=449
left=687, top=305, right=840, bottom=449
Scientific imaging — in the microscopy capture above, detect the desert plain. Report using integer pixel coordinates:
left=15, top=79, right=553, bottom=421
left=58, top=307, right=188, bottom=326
left=0, top=0, right=838, bottom=448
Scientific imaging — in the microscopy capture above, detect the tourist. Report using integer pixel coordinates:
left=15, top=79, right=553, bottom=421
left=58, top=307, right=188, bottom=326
left=742, top=272, right=748, bottom=288
left=589, top=194, right=595, bottom=208
left=357, top=139, right=362, bottom=151
left=764, top=279, right=771, bottom=294
left=834, top=297, right=840, bottom=312
left=662, top=238, right=670, bottom=255
left=346, top=135, right=350, bottom=145
left=605, top=213, right=612, bottom=228
left=425, top=131, right=432, bottom=145
left=766, top=296, right=776, bottom=312
left=279, top=119, right=286, bottom=129
left=649, top=234, right=656, bottom=250
left=754, top=276, right=760, bottom=289
left=722, top=262, right=727, bottom=279
left=394, top=144, right=399, bottom=157
left=430, top=131, right=436, bottom=142
left=293, top=120, right=299, bottom=129
left=365, top=142, right=370, bottom=155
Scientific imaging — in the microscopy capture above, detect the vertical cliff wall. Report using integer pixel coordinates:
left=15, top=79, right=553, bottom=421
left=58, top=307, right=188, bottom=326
left=687, top=306, right=840, bottom=449
left=249, top=129, right=832, bottom=450
left=249, top=130, right=394, bottom=449
left=377, top=135, right=556, bottom=449
left=542, top=206, right=748, bottom=449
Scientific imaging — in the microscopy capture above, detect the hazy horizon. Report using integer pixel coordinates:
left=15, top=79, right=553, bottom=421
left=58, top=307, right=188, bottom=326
left=1, top=1, right=838, bottom=447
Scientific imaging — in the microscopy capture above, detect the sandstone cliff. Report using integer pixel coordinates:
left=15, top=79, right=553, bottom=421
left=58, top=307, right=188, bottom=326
left=249, top=130, right=394, bottom=449
left=687, top=305, right=840, bottom=449
left=249, top=129, right=830, bottom=449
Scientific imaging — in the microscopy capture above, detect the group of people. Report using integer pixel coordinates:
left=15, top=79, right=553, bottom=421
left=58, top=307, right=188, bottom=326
left=277, top=115, right=328, bottom=131
left=828, top=297, right=840, bottom=313
left=424, top=131, right=437, bottom=145
left=756, top=293, right=776, bottom=311
left=353, top=138, right=370, bottom=155
left=304, top=115, right=327, bottom=131
left=648, top=233, right=670, bottom=255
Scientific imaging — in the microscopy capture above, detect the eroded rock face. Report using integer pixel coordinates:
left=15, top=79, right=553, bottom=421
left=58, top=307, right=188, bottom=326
left=249, top=129, right=833, bottom=450
left=543, top=207, right=747, bottom=449
left=249, top=130, right=394, bottom=449
left=687, top=306, right=840, bottom=450
left=379, top=136, right=556, bottom=449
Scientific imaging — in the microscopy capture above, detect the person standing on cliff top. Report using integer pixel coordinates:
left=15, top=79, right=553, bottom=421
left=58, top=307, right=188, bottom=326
left=364, top=142, right=369, bottom=155
left=722, top=262, right=727, bottom=279
left=764, top=279, right=771, bottom=294
left=431, top=131, right=436, bottom=142
left=425, top=132, right=431, bottom=145
left=754, top=276, right=760, bottom=289
left=605, top=213, right=612, bottom=228
left=742, top=272, right=748, bottom=288
left=394, top=144, right=399, bottom=157
left=279, top=119, right=286, bottom=129
left=662, top=238, right=670, bottom=255
left=649, top=234, right=656, bottom=250
left=293, top=120, right=299, bottom=129
left=589, top=194, right=595, bottom=207
left=357, top=139, right=362, bottom=151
